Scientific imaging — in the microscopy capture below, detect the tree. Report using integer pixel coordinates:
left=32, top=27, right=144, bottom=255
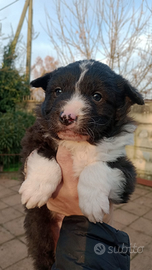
left=45, top=0, right=152, bottom=97
left=0, top=43, right=35, bottom=169
left=31, top=55, right=59, bottom=78
left=0, top=44, right=30, bottom=113
left=30, top=56, right=58, bottom=101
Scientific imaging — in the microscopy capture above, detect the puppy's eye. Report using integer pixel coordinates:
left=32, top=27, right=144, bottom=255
left=92, top=92, right=102, bottom=102
left=55, top=88, right=62, bottom=96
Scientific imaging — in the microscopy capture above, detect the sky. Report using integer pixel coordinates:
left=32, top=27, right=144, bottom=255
left=0, top=0, right=58, bottom=68
left=0, top=0, right=152, bottom=75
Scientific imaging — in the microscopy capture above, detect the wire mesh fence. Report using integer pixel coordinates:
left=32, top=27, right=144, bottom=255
left=0, top=154, right=21, bottom=173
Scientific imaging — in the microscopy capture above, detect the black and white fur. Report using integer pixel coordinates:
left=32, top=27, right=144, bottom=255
left=19, top=60, right=144, bottom=269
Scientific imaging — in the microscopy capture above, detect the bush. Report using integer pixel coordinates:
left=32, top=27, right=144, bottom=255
left=0, top=44, right=35, bottom=171
left=0, top=111, right=35, bottom=167
left=0, top=44, right=30, bottom=113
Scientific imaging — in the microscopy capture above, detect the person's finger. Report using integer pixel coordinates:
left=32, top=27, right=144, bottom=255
left=56, top=145, right=78, bottom=187
left=56, top=145, right=72, bottom=167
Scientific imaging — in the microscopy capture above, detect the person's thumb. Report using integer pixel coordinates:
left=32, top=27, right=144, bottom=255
left=56, top=145, right=78, bottom=187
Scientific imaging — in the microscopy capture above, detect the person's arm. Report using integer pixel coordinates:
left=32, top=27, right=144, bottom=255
left=47, top=146, right=130, bottom=270
left=52, top=215, right=130, bottom=270
left=47, top=146, right=113, bottom=243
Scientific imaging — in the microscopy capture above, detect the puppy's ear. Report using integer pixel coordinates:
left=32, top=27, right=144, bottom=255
left=124, top=80, right=144, bottom=105
left=30, top=73, right=51, bottom=91
left=117, top=76, right=144, bottom=105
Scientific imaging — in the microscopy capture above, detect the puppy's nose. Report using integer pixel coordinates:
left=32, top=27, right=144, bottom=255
left=59, top=111, right=77, bottom=125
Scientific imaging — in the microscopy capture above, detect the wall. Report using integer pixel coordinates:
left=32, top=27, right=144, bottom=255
left=126, top=101, right=152, bottom=181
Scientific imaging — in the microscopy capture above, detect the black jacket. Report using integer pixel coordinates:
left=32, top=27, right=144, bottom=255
left=52, top=216, right=130, bottom=270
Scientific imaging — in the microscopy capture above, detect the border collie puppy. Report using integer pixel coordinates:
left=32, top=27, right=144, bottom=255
left=19, top=60, right=144, bottom=269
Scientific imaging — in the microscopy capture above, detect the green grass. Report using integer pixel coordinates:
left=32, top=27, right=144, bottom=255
left=3, top=162, right=21, bottom=172
left=11, top=176, right=19, bottom=181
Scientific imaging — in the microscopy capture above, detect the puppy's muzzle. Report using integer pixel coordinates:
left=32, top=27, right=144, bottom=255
left=59, top=111, right=77, bottom=126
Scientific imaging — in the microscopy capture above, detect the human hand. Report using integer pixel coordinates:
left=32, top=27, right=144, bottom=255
left=47, top=145, right=113, bottom=224
left=47, top=145, right=83, bottom=216
left=47, top=145, right=113, bottom=248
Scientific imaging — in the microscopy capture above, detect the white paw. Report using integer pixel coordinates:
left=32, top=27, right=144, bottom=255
left=78, top=191, right=109, bottom=223
left=78, top=163, right=111, bottom=223
left=19, top=150, right=62, bottom=209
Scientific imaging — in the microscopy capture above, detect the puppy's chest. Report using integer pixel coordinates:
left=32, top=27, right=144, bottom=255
left=58, top=140, right=100, bottom=177
left=58, top=131, right=132, bottom=177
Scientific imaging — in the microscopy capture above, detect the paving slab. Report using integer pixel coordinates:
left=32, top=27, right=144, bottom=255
left=145, top=192, right=152, bottom=198
left=113, top=208, right=139, bottom=226
left=10, top=184, right=21, bottom=192
left=134, top=187, right=151, bottom=196
left=0, top=226, right=14, bottom=245
left=130, top=241, right=152, bottom=270
left=0, top=207, right=22, bottom=225
left=130, top=192, right=140, bottom=201
left=113, top=220, right=126, bottom=231
left=13, top=203, right=25, bottom=214
left=137, top=185, right=152, bottom=192
left=130, top=217, right=152, bottom=236
left=6, top=257, right=34, bottom=270
left=143, top=209, right=152, bottom=220
left=121, top=201, right=151, bottom=216
left=0, top=201, right=8, bottom=210
left=4, top=216, right=25, bottom=237
left=19, top=235, right=27, bottom=245
left=0, top=187, right=16, bottom=199
left=123, top=226, right=152, bottom=260
left=0, top=239, right=27, bottom=269
left=1, top=193, right=21, bottom=207
left=0, top=179, right=20, bottom=188
left=133, top=195, right=152, bottom=208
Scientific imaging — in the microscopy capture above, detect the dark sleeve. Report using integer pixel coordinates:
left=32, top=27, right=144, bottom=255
left=52, top=216, right=130, bottom=270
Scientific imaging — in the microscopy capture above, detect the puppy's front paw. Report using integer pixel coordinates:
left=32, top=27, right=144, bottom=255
left=19, top=150, right=62, bottom=209
left=78, top=191, right=109, bottom=223
left=19, top=174, right=60, bottom=209
left=78, top=163, right=111, bottom=223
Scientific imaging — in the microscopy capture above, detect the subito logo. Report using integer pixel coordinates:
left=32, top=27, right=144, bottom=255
left=94, top=243, right=106, bottom=255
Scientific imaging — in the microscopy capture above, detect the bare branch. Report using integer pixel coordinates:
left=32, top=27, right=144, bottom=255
left=43, top=0, right=152, bottom=97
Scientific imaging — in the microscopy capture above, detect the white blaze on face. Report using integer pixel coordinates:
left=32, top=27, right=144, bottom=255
left=58, top=93, right=90, bottom=141
left=61, top=61, right=94, bottom=123
left=75, top=69, right=88, bottom=92
left=58, top=60, right=94, bottom=141
left=62, top=93, right=89, bottom=118
left=75, top=61, right=94, bottom=92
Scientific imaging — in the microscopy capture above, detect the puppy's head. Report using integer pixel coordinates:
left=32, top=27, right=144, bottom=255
left=31, top=60, right=144, bottom=143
